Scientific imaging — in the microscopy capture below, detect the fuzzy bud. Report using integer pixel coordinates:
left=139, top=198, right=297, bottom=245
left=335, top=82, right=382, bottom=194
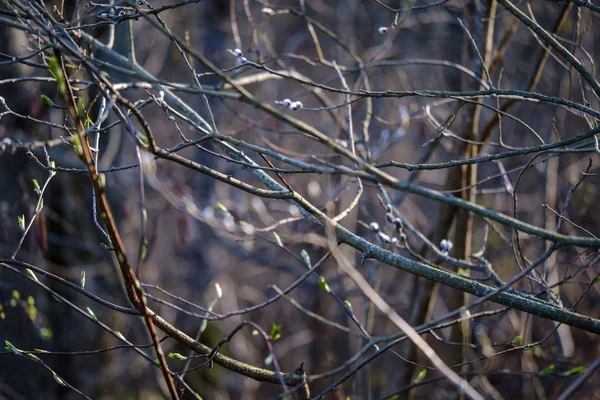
left=369, top=222, right=380, bottom=233
left=440, top=239, right=453, bottom=254
left=289, top=101, right=303, bottom=111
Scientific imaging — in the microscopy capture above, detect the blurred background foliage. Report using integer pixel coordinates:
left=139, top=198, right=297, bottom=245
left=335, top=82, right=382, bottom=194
left=1, top=0, right=600, bottom=399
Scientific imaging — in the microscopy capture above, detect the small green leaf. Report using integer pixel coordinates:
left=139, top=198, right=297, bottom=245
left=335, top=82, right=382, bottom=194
left=300, top=249, right=311, bottom=266
left=273, top=232, right=283, bottom=247
left=252, top=330, right=259, bottom=336
left=40, top=328, right=52, bottom=340
left=72, top=136, right=82, bottom=156
left=80, top=270, right=86, bottom=289
left=27, top=353, right=40, bottom=361
left=169, top=352, right=187, bottom=361
left=51, top=371, right=65, bottom=386
left=270, top=323, right=282, bottom=342
left=47, top=57, right=65, bottom=94
left=539, top=364, right=555, bottom=377
left=47, top=57, right=61, bottom=78
left=215, top=282, right=223, bottom=298
left=511, top=335, right=522, bottom=344
left=26, top=304, right=37, bottom=319
left=5, top=340, right=21, bottom=354
left=136, top=131, right=149, bottom=146
left=115, top=331, right=126, bottom=341
left=100, top=242, right=110, bottom=250
left=117, top=252, right=125, bottom=263
left=12, top=290, right=20, bottom=301
left=414, top=369, right=427, bottom=383
left=34, top=349, right=50, bottom=353
left=26, top=269, right=39, bottom=282
left=563, top=366, right=586, bottom=377
left=32, top=179, right=41, bottom=195
left=41, top=94, right=54, bottom=107
left=318, top=276, right=330, bottom=293
left=48, top=57, right=60, bottom=80
left=87, top=307, right=97, bottom=321
left=264, top=354, right=273, bottom=366
left=36, top=198, right=44, bottom=213
left=98, top=173, right=106, bottom=190
left=77, top=97, right=85, bottom=117
left=524, top=344, right=539, bottom=352
left=140, top=244, right=148, bottom=261
left=344, top=300, right=352, bottom=311
left=18, top=215, right=25, bottom=231
left=216, top=202, right=230, bottom=217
